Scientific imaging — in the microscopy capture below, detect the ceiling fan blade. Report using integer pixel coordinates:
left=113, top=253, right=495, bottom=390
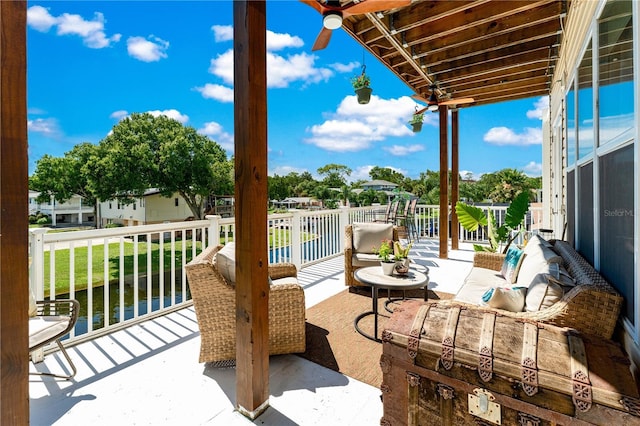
left=415, top=106, right=428, bottom=115
left=411, top=94, right=429, bottom=103
left=346, top=0, right=412, bottom=15
left=440, top=97, right=475, bottom=106
left=300, top=0, right=325, bottom=14
left=312, top=27, right=333, bottom=51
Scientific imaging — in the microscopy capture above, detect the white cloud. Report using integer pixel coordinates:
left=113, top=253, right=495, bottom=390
left=269, top=165, right=308, bottom=177
left=523, top=161, right=543, bottom=176
left=351, top=165, right=374, bottom=182
left=211, top=25, right=233, bottom=42
left=127, top=36, right=169, bottom=62
left=147, top=109, right=189, bottom=123
left=110, top=110, right=128, bottom=120
left=483, top=126, right=542, bottom=146
left=267, top=30, right=304, bottom=51
left=27, top=6, right=121, bottom=48
left=305, top=95, right=432, bottom=152
left=526, top=96, right=549, bottom=120
left=198, top=121, right=234, bottom=151
left=384, top=144, right=425, bottom=156
left=27, top=6, right=57, bottom=32
left=195, top=83, right=234, bottom=103
left=28, top=117, right=60, bottom=136
left=329, top=61, right=360, bottom=73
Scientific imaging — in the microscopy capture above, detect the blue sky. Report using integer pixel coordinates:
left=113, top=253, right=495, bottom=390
left=26, top=1, right=547, bottom=182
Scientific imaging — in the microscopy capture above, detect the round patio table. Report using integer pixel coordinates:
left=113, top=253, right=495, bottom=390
left=354, top=266, right=429, bottom=342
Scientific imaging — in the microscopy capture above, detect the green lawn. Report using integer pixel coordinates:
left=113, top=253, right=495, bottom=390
left=43, top=228, right=313, bottom=295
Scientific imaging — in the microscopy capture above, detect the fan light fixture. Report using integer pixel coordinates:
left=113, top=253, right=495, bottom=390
left=427, top=90, right=439, bottom=112
left=323, top=11, right=343, bottom=30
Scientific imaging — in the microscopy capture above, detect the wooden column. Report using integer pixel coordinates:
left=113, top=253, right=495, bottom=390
left=438, top=105, right=448, bottom=259
left=0, top=1, right=29, bottom=424
left=233, top=1, right=269, bottom=419
left=450, top=109, right=459, bottom=250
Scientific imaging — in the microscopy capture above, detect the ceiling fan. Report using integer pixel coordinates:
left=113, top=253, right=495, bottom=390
left=412, top=85, right=475, bottom=113
left=301, top=0, right=412, bottom=51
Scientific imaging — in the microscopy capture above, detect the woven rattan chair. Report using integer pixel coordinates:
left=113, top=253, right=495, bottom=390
left=29, top=299, right=80, bottom=379
left=185, top=244, right=306, bottom=363
left=344, top=223, right=400, bottom=287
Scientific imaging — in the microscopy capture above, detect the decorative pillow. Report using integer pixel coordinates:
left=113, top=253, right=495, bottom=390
left=28, top=289, right=37, bottom=317
left=525, top=276, right=564, bottom=312
left=215, top=242, right=236, bottom=286
left=352, top=222, right=393, bottom=254
left=500, top=246, right=526, bottom=283
left=546, top=263, right=576, bottom=287
left=481, top=287, right=527, bottom=312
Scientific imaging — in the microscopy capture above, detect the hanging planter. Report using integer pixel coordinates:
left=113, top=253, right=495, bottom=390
left=351, top=64, right=371, bottom=105
left=409, top=111, right=425, bottom=133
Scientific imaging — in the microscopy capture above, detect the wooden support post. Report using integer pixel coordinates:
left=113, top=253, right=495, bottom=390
left=451, top=109, right=459, bottom=250
left=0, top=1, right=30, bottom=424
left=233, top=1, right=269, bottom=419
left=438, top=105, right=448, bottom=259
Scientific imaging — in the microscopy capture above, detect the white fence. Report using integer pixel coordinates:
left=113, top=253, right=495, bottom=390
left=29, top=204, right=542, bottom=347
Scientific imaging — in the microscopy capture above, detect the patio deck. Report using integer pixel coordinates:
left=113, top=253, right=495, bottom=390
left=29, top=239, right=475, bottom=425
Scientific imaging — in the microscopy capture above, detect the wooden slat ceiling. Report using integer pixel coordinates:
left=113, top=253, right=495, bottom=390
left=339, top=0, right=569, bottom=108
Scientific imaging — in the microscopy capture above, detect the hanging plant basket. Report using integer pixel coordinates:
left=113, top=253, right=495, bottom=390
left=355, top=87, right=372, bottom=104
left=409, top=111, right=424, bottom=132
left=411, top=121, right=423, bottom=133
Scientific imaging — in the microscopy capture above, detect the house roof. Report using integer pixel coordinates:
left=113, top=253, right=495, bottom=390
left=361, top=179, right=398, bottom=187
left=314, top=0, right=569, bottom=108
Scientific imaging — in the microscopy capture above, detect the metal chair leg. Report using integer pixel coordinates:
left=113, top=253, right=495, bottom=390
left=30, top=339, right=77, bottom=380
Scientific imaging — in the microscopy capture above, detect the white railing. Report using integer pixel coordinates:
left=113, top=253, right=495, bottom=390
left=29, top=203, right=541, bottom=347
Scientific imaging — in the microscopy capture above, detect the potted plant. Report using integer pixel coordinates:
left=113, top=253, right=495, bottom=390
left=455, top=191, right=530, bottom=253
left=394, top=241, right=412, bottom=269
left=351, top=72, right=372, bottom=104
left=374, top=239, right=395, bottom=275
left=409, top=112, right=424, bottom=133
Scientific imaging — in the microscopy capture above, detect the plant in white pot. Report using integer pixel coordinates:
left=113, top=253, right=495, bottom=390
left=374, top=239, right=395, bottom=275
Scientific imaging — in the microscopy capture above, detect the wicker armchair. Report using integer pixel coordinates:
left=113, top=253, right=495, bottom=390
left=344, top=223, right=400, bottom=287
left=185, top=244, right=306, bottom=363
left=435, top=243, right=623, bottom=339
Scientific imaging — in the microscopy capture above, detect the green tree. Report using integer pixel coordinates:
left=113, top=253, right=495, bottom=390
left=89, top=113, right=232, bottom=220
left=317, top=163, right=351, bottom=188
left=30, top=143, right=101, bottom=226
left=368, top=166, right=405, bottom=185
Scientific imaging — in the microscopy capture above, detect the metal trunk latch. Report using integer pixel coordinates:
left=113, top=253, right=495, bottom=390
left=468, top=388, right=501, bottom=425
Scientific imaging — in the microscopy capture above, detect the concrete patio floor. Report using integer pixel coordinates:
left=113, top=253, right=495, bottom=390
left=29, top=239, right=475, bottom=425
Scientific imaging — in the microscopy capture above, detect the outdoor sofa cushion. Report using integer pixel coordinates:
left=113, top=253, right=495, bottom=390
left=351, top=222, right=393, bottom=254
left=215, top=242, right=236, bottom=285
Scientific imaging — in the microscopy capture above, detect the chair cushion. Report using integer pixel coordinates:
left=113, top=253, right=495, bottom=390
left=352, top=222, right=393, bottom=254
left=500, top=246, right=525, bottom=283
left=215, top=242, right=236, bottom=285
left=516, top=240, right=563, bottom=289
left=271, top=276, right=299, bottom=286
left=29, top=316, right=71, bottom=349
left=352, top=252, right=380, bottom=267
left=482, top=287, right=527, bottom=312
left=454, top=267, right=508, bottom=305
left=29, top=290, right=37, bottom=317
left=524, top=264, right=565, bottom=311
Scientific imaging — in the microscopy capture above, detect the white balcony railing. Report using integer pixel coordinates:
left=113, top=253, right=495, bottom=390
left=29, top=204, right=542, bottom=348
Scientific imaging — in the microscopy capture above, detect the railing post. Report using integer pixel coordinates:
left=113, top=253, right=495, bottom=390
left=29, top=227, right=48, bottom=363
left=206, top=215, right=221, bottom=248
left=289, top=210, right=302, bottom=269
left=339, top=207, right=350, bottom=253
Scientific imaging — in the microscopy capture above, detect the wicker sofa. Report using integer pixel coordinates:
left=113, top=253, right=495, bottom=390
left=344, top=222, right=400, bottom=287
left=435, top=236, right=623, bottom=339
left=185, top=244, right=306, bottom=363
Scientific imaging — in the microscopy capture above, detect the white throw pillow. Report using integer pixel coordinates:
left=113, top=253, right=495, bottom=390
left=352, top=222, right=393, bottom=254
left=481, top=287, right=527, bottom=312
left=525, top=275, right=564, bottom=312
left=215, top=242, right=236, bottom=285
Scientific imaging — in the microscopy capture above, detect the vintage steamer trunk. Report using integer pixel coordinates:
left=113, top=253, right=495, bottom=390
left=380, top=300, right=640, bottom=425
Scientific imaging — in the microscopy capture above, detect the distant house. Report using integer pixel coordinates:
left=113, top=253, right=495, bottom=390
left=352, top=180, right=414, bottom=203
left=98, top=189, right=193, bottom=227
left=272, top=197, right=321, bottom=210
left=29, top=190, right=94, bottom=226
